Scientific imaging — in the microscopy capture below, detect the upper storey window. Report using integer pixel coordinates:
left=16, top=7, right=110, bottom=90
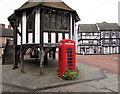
left=44, top=10, right=69, bottom=31
left=44, top=14, right=50, bottom=29
left=26, top=10, right=35, bottom=33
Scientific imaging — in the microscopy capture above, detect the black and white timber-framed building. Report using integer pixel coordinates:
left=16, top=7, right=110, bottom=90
left=97, top=22, right=120, bottom=54
left=77, top=22, right=120, bottom=55
left=77, top=24, right=101, bottom=54
left=8, top=0, right=80, bottom=71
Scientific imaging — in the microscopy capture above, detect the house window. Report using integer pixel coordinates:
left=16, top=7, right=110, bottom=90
left=112, top=47, right=116, bottom=53
left=44, top=14, right=50, bottom=29
left=51, top=14, right=56, bottom=29
left=26, top=11, right=35, bottom=33
left=62, top=15, right=68, bottom=30
left=43, top=11, right=69, bottom=31
left=105, top=31, right=109, bottom=36
left=112, top=41, right=116, bottom=44
left=112, top=32, right=115, bottom=36
left=89, top=40, right=93, bottom=44
left=56, top=15, right=62, bottom=30
left=105, top=47, right=108, bottom=53
left=104, top=40, right=109, bottom=44
left=86, top=33, right=91, bottom=35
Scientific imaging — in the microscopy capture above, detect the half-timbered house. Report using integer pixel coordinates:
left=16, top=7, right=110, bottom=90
left=77, top=22, right=120, bottom=55
left=7, top=1, right=80, bottom=72
left=97, top=22, right=120, bottom=54
left=77, top=24, right=101, bottom=54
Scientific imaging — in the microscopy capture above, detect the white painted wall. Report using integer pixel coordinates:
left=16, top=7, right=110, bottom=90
left=17, top=22, right=21, bottom=45
left=77, top=46, right=80, bottom=53
left=118, top=2, right=120, bottom=26
left=22, top=12, right=26, bottom=44
left=70, top=14, right=72, bottom=40
left=117, top=46, right=119, bottom=53
left=28, top=33, right=33, bottom=44
left=65, top=33, right=69, bottom=39
left=51, top=33, right=56, bottom=43
left=44, top=32, right=48, bottom=43
left=17, top=34, right=21, bottom=45
left=58, top=33, right=62, bottom=42
left=35, top=9, right=40, bottom=43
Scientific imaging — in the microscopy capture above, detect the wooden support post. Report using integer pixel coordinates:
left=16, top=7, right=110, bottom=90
left=12, top=46, right=18, bottom=69
left=39, top=48, right=44, bottom=74
left=20, top=46, right=25, bottom=73
left=52, top=48, right=56, bottom=59
left=44, top=53, right=48, bottom=65
left=36, top=53, right=39, bottom=60
left=12, top=24, right=18, bottom=69
left=49, top=50, right=52, bottom=58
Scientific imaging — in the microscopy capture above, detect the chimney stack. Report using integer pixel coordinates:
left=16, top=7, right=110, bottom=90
left=0, top=24, right=5, bottom=29
left=8, top=25, right=11, bottom=30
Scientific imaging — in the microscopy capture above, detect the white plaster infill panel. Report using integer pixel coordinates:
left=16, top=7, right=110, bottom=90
left=51, top=33, right=56, bottom=43
left=44, top=32, right=48, bottom=43
left=22, top=12, right=26, bottom=44
left=35, top=9, right=40, bottom=43
left=58, top=33, right=62, bottom=42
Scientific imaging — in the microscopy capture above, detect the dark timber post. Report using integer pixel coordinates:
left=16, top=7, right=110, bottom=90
left=52, top=48, right=56, bottom=59
left=12, top=20, right=18, bottom=69
left=20, top=45, right=25, bottom=73
left=39, top=48, right=44, bottom=74
left=44, top=53, right=48, bottom=65
left=39, top=8, right=44, bottom=74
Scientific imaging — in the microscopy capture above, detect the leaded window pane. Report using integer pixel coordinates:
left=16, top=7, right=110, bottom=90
left=27, top=13, right=34, bottom=32
left=63, top=16, right=67, bottom=30
left=56, top=15, right=62, bottom=30
left=51, top=14, right=56, bottom=29
left=44, top=14, right=49, bottom=29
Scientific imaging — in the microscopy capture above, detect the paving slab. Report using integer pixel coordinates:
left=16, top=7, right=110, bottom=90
left=2, top=58, right=107, bottom=92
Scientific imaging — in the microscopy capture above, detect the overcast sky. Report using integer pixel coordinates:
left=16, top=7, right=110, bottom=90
left=0, top=0, right=119, bottom=27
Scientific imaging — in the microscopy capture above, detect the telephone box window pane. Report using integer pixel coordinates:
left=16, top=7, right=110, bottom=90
left=67, top=58, right=73, bottom=60
left=67, top=51, right=73, bottom=54
left=44, top=14, right=49, bottom=29
left=67, top=48, right=73, bottom=50
left=67, top=55, right=73, bottom=57
left=67, top=65, right=73, bottom=67
left=68, top=61, right=73, bottom=63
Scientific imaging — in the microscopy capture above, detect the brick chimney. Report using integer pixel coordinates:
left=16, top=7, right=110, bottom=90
left=0, top=24, right=5, bottom=29
left=8, top=25, right=11, bottom=30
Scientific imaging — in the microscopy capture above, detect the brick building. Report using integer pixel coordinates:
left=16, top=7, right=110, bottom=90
left=0, top=24, right=13, bottom=56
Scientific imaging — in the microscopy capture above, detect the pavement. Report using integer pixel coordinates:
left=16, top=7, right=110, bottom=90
left=1, top=55, right=119, bottom=93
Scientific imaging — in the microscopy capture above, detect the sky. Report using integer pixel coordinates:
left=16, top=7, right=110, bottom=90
left=0, top=0, right=119, bottom=27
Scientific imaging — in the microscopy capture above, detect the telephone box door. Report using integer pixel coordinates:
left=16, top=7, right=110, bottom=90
left=58, top=39, right=76, bottom=78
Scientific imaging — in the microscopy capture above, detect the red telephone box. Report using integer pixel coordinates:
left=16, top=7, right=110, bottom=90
left=58, top=39, right=76, bottom=78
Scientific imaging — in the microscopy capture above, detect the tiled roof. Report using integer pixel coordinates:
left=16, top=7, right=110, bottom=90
left=79, top=24, right=99, bottom=32
left=17, top=1, right=74, bottom=11
left=8, top=1, right=80, bottom=23
left=97, top=22, right=120, bottom=31
left=0, top=28, right=13, bottom=37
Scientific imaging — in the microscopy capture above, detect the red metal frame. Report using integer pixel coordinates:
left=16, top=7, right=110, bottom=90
left=58, top=39, right=76, bottom=78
